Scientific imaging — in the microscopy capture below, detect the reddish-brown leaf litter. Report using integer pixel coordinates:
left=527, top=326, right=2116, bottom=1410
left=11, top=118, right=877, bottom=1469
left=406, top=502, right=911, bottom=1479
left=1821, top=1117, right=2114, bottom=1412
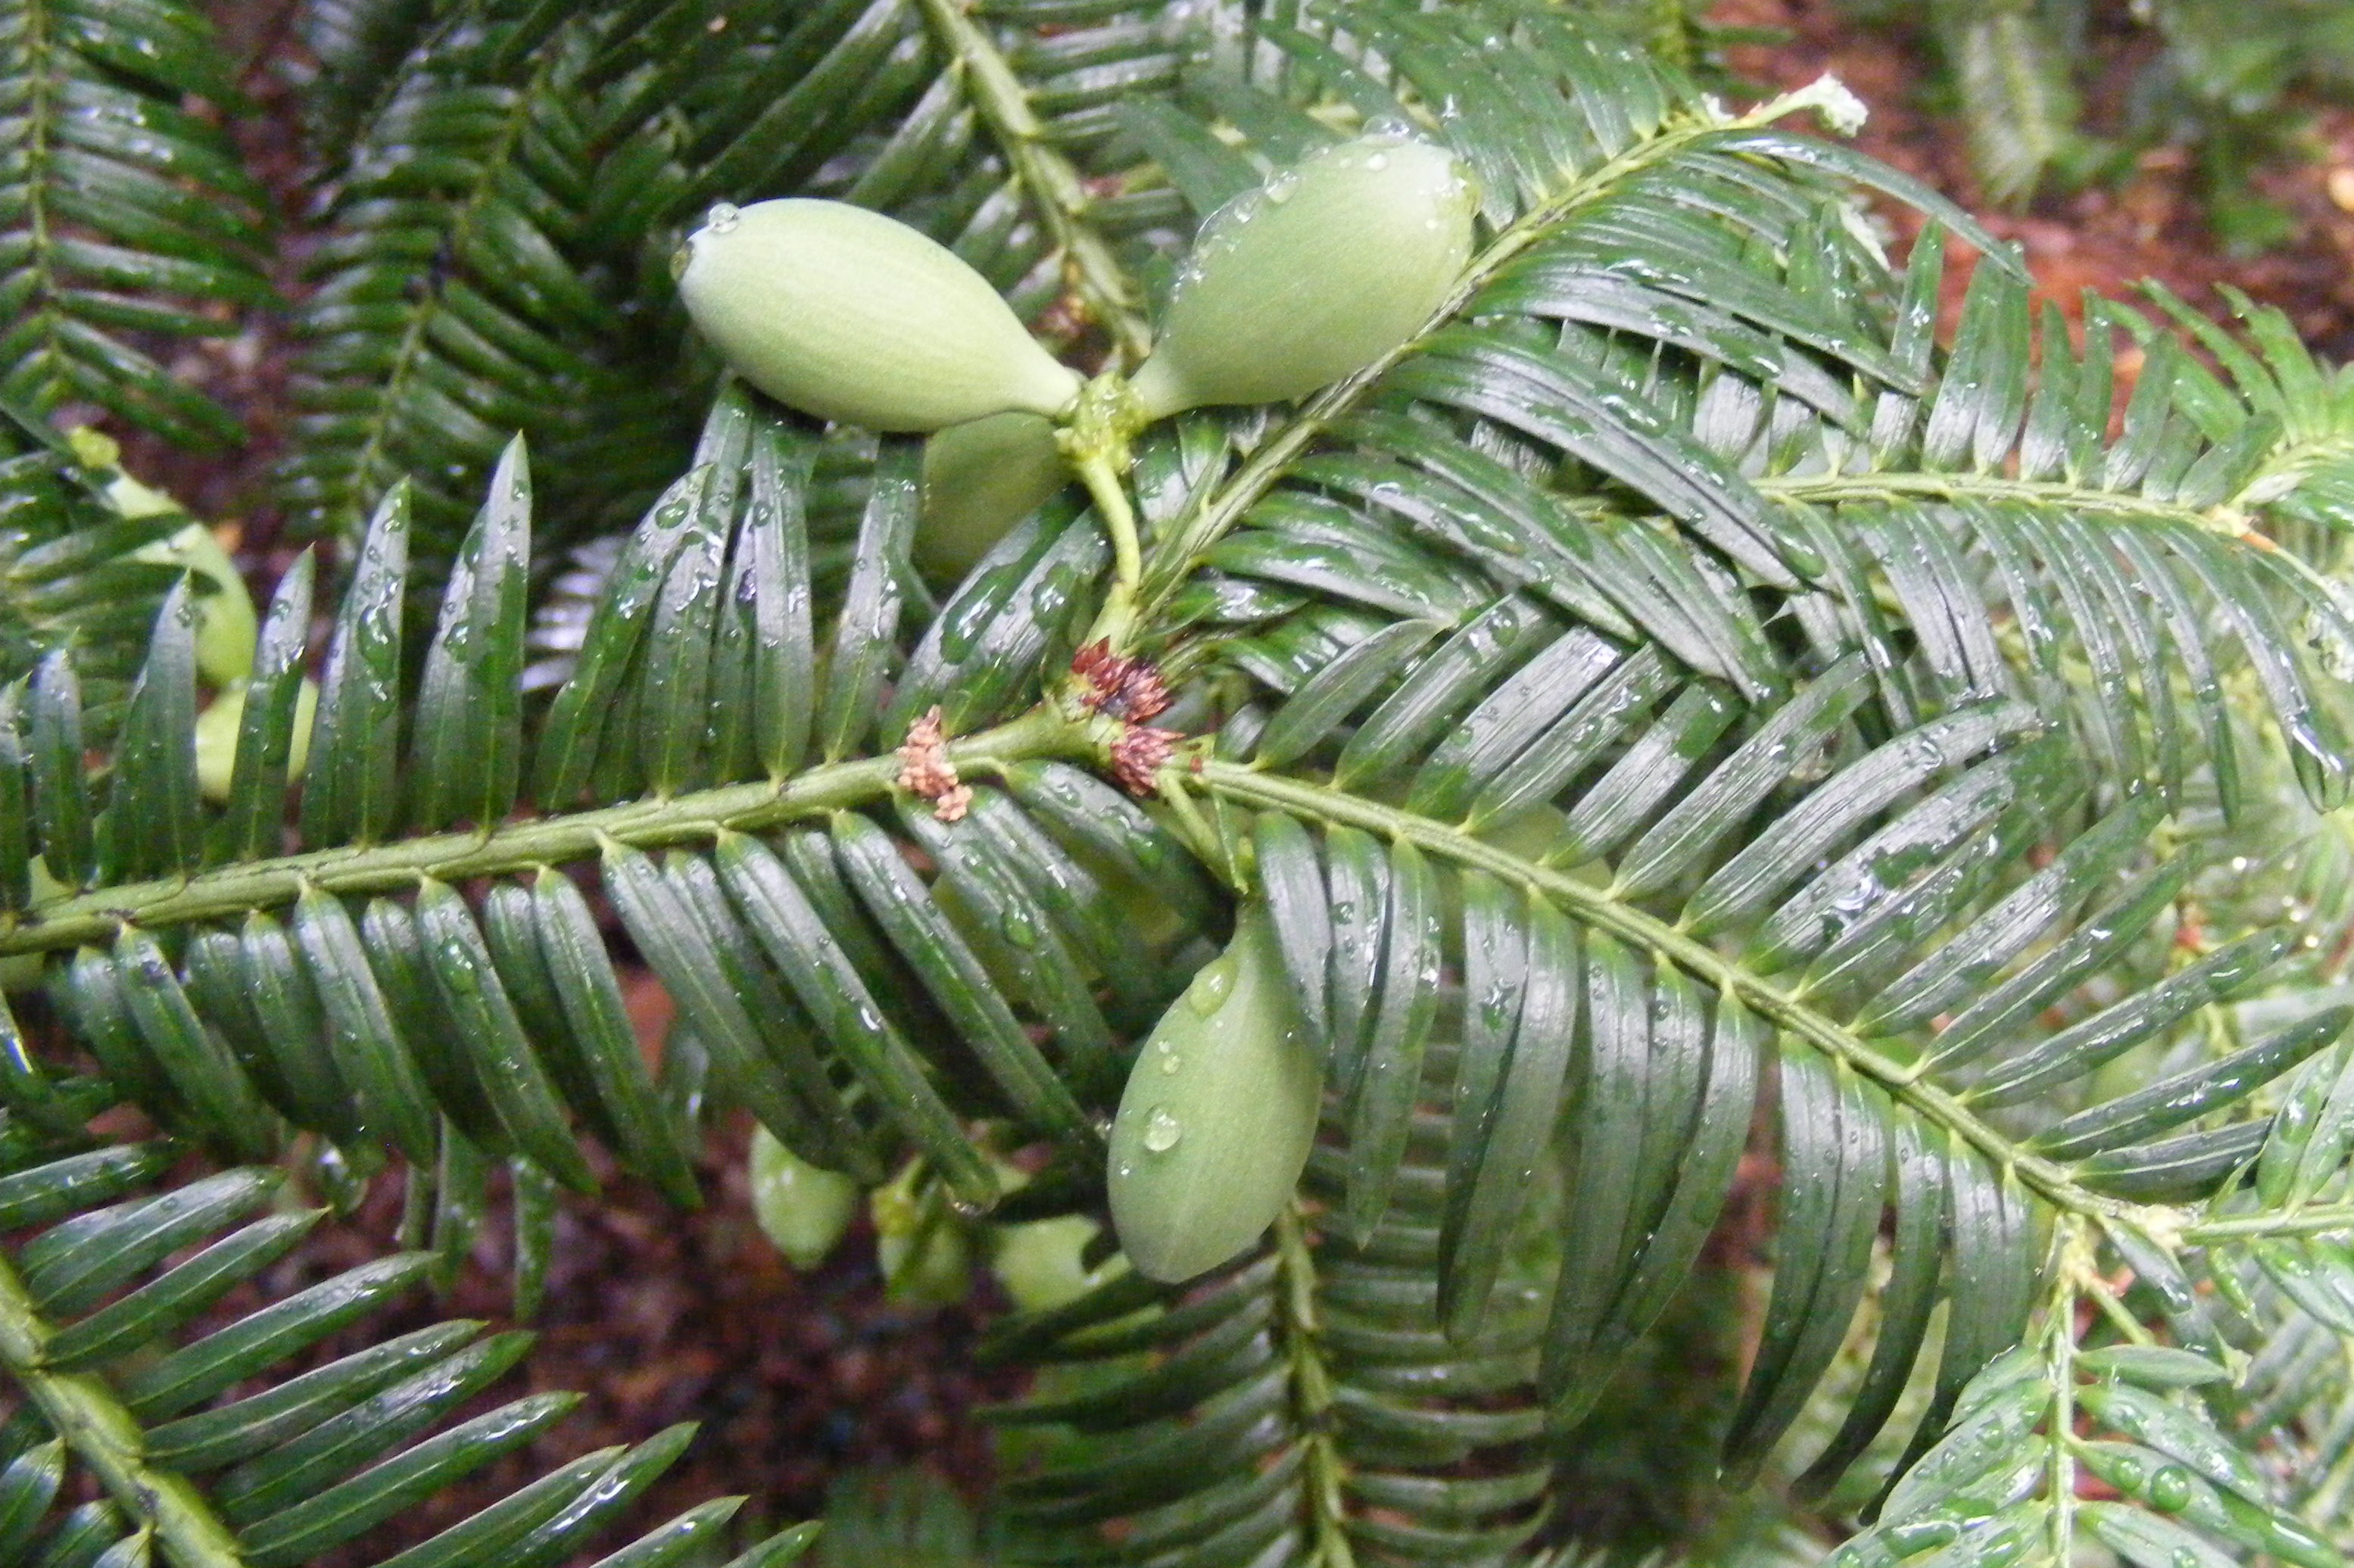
left=17, top=2, right=2354, bottom=1559
left=292, top=1118, right=1013, bottom=1563
left=1721, top=1, right=2354, bottom=358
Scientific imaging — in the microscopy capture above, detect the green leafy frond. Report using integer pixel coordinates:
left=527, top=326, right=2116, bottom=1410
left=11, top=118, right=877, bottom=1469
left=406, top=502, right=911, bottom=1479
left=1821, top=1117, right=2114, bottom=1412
left=0, top=1136, right=821, bottom=1568
left=20, top=4, right=2354, bottom=1558
left=1752, top=246, right=2354, bottom=817
left=1828, top=1218, right=2346, bottom=1568
left=0, top=0, right=276, bottom=448
left=1182, top=160, right=2354, bottom=822
left=1, top=391, right=1218, bottom=1227
left=1157, top=228, right=2354, bottom=1458
left=1928, top=0, right=2078, bottom=207
left=281, top=4, right=690, bottom=553
left=1190, top=689, right=2100, bottom=1487
left=1876, top=0, right=2354, bottom=243
left=298, top=0, right=448, bottom=154
left=607, top=0, right=1174, bottom=362
left=988, top=1055, right=1551, bottom=1566
left=1166, top=589, right=2354, bottom=1496
left=0, top=418, right=189, bottom=735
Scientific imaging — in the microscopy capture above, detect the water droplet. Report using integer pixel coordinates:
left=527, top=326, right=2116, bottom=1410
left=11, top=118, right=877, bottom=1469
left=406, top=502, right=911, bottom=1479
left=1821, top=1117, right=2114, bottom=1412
left=1158, top=1047, right=1182, bottom=1074
left=1188, top=955, right=1236, bottom=1014
left=1142, top=1105, right=1183, bottom=1152
left=703, top=201, right=740, bottom=234
left=1364, top=153, right=1389, bottom=171
left=2150, top=1467, right=2195, bottom=1513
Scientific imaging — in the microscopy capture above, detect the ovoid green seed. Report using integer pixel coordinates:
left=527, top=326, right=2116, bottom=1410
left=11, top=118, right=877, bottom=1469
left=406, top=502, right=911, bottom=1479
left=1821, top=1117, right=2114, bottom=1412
left=73, top=430, right=258, bottom=687
left=144, top=521, right=257, bottom=689
left=990, top=1213, right=1122, bottom=1312
left=871, top=1161, right=974, bottom=1308
left=193, top=677, right=318, bottom=802
left=1108, top=903, right=1321, bottom=1283
left=675, top=199, right=1085, bottom=432
left=915, top=410, right=1068, bottom=583
left=747, top=1125, right=861, bottom=1271
left=1130, top=132, right=1476, bottom=420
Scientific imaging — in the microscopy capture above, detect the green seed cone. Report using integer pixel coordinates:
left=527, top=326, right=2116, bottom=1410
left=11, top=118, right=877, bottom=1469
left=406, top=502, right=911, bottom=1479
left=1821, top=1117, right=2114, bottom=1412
left=1108, top=904, right=1321, bottom=1283
left=915, top=411, right=1070, bottom=583
left=1130, top=132, right=1476, bottom=420
left=675, top=199, right=1085, bottom=432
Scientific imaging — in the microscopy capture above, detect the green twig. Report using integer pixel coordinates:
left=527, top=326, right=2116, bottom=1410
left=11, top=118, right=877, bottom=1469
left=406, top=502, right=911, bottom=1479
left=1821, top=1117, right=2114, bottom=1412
left=0, top=1248, right=250, bottom=1568
left=1059, top=371, right=1150, bottom=652
left=1273, top=1206, right=1357, bottom=1568
left=2046, top=1220, right=2091, bottom=1568
left=1074, top=450, right=1140, bottom=602
left=2185, top=1202, right=2354, bottom=1242
left=912, top=0, right=1153, bottom=365
left=2080, top=1260, right=2156, bottom=1346
left=0, top=709, right=1087, bottom=955
left=1191, top=759, right=2137, bottom=1227
left=1762, top=469, right=2285, bottom=533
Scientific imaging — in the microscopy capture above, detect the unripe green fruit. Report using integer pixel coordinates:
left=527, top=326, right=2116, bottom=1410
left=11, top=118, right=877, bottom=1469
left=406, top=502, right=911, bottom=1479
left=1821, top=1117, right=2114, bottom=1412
left=990, top=1213, right=1122, bottom=1312
left=1130, top=132, right=1476, bottom=420
left=0, top=859, right=67, bottom=991
left=915, top=411, right=1068, bottom=582
left=1476, top=803, right=1569, bottom=864
left=145, top=520, right=256, bottom=688
left=72, top=430, right=259, bottom=687
left=674, top=199, right=1085, bottom=432
left=872, top=1161, right=974, bottom=1308
left=749, top=1125, right=862, bottom=1271
left=193, top=677, right=319, bottom=802
left=1108, top=903, right=1321, bottom=1283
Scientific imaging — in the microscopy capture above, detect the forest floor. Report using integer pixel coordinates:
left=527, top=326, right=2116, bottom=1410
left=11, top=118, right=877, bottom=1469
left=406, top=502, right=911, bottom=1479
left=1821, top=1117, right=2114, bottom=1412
left=64, top=0, right=2354, bottom=1560
left=1720, top=2, right=2354, bottom=360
